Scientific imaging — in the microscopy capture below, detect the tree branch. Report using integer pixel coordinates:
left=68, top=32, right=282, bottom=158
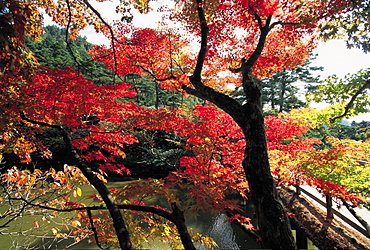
left=19, top=113, right=133, bottom=249
left=82, top=0, right=118, bottom=79
left=182, top=84, right=245, bottom=126
left=20, top=112, right=61, bottom=129
left=342, top=199, right=370, bottom=237
left=64, top=0, right=107, bottom=81
left=138, top=65, right=176, bottom=82
left=330, top=79, right=370, bottom=123
left=18, top=113, right=198, bottom=249
left=65, top=0, right=80, bottom=70
left=244, top=15, right=272, bottom=70
left=86, top=209, right=105, bottom=249
left=191, top=0, right=209, bottom=86
left=7, top=194, right=196, bottom=248
left=181, top=0, right=246, bottom=126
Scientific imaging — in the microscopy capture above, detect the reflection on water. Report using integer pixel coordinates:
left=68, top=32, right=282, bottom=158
left=200, top=213, right=239, bottom=250
left=0, top=181, right=318, bottom=249
left=144, top=212, right=244, bottom=250
left=0, top=181, right=257, bottom=249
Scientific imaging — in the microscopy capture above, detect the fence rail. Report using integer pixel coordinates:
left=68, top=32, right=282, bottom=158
left=296, top=185, right=369, bottom=238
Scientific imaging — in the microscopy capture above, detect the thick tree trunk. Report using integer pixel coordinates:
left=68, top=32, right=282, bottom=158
left=184, top=82, right=297, bottom=249
left=241, top=103, right=296, bottom=249
left=184, top=2, right=297, bottom=248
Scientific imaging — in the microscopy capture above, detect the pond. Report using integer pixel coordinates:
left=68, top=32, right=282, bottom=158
left=0, top=181, right=317, bottom=249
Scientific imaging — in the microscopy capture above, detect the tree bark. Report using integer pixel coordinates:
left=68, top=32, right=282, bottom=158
left=183, top=5, right=297, bottom=248
left=239, top=53, right=295, bottom=248
left=241, top=103, right=296, bottom=249
left=54, top=128, right=133, bottom=249
left=171, top=203, right=196, bottom=250
left=19, top=113, right=133, bottom=249
left=185, top=75, right=297, bottom=250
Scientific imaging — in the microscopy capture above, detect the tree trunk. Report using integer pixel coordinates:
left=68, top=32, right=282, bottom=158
left=183, top=3, right=297, bottom=248
left=59, top=128, right=133, bottom=249
left=171, top=203, right=196, bottom=250
left=19, top=113, right=133, bottom=249
left=184, top=80, right=297, bottom=249
left=279, top=81, right=286, bottom=113
left=241, top=103, right=296, bottom=249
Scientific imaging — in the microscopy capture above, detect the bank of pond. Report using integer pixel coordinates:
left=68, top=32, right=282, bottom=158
left=0, top=181, right=317, bottom=249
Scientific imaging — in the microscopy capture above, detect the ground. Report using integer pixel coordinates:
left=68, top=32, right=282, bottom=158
left=278, top=186, right=370, bottom=249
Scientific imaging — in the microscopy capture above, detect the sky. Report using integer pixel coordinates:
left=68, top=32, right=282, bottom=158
left=43, top=0, right=370, bottom=122
left=312, top=40, right=370, bottom=79
left=311, top=41, right=370, bottom=122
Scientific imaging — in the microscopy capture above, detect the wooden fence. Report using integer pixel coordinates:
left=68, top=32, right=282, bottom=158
left=294, top=185, right=370, bottom=238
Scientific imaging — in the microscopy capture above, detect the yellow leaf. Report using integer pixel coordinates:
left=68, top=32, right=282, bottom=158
left=76, top=187, right=82, bottom=197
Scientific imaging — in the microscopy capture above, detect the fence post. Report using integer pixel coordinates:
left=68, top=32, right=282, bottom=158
left=295, top=184, right=301, bottom=195
left=295, top=177, right=301, bottom=195
left=326, top=195, right=334, bottom=222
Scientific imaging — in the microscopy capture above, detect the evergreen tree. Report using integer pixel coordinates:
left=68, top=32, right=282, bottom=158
left=261, top=56, right=323, bottom=114
left=232, top=55, right=323, bottom=115
left=25, top=25, right=113, bottom=84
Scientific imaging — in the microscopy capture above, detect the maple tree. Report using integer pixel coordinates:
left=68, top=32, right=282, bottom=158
left=2, top=103, right=368, bottom=248
left=307, top=69, right=370, bottom=122
left=318, top=0, right=370, bottom=53
left=101, top=0, right=354, bottom=248
left=269, top=114, right=370, bottom=238
left=0, top=66, right=205, bottom=249
left=1, top=0, right=368, bottom=249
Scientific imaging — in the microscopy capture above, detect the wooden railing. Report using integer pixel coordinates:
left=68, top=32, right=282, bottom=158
left=294, top=185, right=370, bottom=238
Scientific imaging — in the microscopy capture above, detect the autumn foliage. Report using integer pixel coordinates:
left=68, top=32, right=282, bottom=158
left=1, top=0, right=369, bottom=248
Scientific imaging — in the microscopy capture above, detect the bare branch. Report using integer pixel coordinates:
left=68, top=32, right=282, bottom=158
left=65, top=0, right=80, bottom=71
left=64, top=0, right=105, bottom=81
left=191, top=0, right=209, bottom=85
left=82, top=0, right=118, bottom=80
left=138, top=65, right=176, bottom=82
left=86, top=209, right=105, bottom=249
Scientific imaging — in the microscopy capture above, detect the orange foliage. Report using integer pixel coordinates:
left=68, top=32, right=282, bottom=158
left=0, top=0, right=363, bottom=247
